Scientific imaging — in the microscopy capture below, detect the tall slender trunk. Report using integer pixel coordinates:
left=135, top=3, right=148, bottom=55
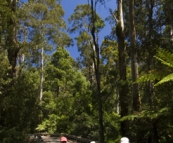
left=129, top=0, right=141, bottom=141
left=6, top=0, right=20, bottom=78
left=91, top=44, right=104, bottom=143
left=129, top=0, right=140, bottom=111
left=146, top=0, right=154, bottom=110
left=95, top=44, right=104, bottom=143
left=90, top=0, right=104, bottom=142
left=40, top=47, right=44, bottom=105
left=116, top=0, right=129, bottom=136
left=146, top=1, right=159, bottom=143
left=166, top=0, right=173, bottom=42
left=88, top=61, right=94, bottom=86
left=146, top=2, right=154, bottom=143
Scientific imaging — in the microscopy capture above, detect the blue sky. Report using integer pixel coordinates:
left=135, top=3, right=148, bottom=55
left=61, top=0, right=116, bottom=60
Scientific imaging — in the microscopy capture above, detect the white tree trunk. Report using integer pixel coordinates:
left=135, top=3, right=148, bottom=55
left=40, top=47, right=44, bottom=104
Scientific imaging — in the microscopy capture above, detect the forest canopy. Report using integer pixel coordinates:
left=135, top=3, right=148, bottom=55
left=0, top=0, right=173, bottom=143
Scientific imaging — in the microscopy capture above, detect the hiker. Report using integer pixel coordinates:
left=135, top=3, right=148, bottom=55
left=60, top=136, right=68, bottom=143
left=120, top=137, right=130, bottom=143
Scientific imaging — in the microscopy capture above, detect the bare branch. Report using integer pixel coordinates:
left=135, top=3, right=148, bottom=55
left=109, top=8, right=119, bottom=24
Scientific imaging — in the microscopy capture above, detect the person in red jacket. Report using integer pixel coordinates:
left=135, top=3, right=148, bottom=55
left=60, top=136, right=68, bottom=143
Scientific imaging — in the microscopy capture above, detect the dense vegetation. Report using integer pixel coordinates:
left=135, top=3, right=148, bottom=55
left=0, top=0, right=173, bottom=143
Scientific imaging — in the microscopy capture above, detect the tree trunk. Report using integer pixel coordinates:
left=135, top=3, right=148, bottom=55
left=153, top=120, right=159, bottom=143
left=88, top=61, right=94, bottom=86
left=116, top=0, right=129, bottom=136
left=166, top=0, right=173, bottom=41
left=40, top=47, right=44, bottom=105
left=147, top=2, right=154, bottom=142
left=91, top=42, right=104, bottom=143
left=90, top=0, right=104, bottom=142
left=146, top=0, right=154, bottom=110
left=129, top=0, right=141, bottom=111
left=6, top=0, right=20, bottom=78
left=146, top=1, right=159, bottom=143
left=95, top=45, right=104, bottom=143
left=129, top=0, right=141, bottom=141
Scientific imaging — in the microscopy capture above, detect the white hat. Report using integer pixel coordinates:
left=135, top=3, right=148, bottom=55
left=90, top=141, right=96, bottom=143
left=120, top=137, right=129, bottom=143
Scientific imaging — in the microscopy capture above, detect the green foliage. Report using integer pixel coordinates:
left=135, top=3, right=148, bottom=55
left=0, top=52, right=11, bottom=92
left=1, top=127, right=28, bottom=143
left=1, top=0, right=173, bottom=142
left=155, top=49, right=173, bottom=68
left=68, top=4, right=105, bottom=34
left=104, top=111, right=120, bottom=142
left=68, top=4, right=105, bottom=69
left=0, top=0, right=11, bottom=34
left=101, top=40, right=118, bottom=66
left=137, top=71, right=162, bottom=83
left=136, top=49, right=173, bottom=84
left=0, top=69, right=40, bottom=142
left=155, top=73, right=173, bottom=86
left=121, top=107, right=169, bottom=121
left=17, top=0, right=71, bottom=67
left=36, top=114, right=58, bottom=134
left=36, top=47, right=93, bottom=136
left=154, top=49, right=173, bottom=86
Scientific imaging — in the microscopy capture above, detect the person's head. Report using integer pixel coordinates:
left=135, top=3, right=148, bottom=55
left=60, top=136, right=67, bottom=143
left=120, top=137, right=129, bottom=143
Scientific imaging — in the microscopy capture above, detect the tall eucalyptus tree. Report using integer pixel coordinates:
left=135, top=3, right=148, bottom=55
left=129, top=0, right=140, bottom=112
left=19, top=0, right=71, bottom=103
left=68, top=2, right=105, bottom=142
left=115, top=0, right=129, bottom=136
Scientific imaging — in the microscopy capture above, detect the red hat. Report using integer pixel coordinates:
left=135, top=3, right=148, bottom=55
left=60, top=136, right=67, bottom=142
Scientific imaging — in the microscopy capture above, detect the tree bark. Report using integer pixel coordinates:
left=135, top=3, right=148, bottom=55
left=116, top=0, right=129, bottom=136
left=40, top=47, right=44, bottom=105
left=129, top=0, right=141, bottom=111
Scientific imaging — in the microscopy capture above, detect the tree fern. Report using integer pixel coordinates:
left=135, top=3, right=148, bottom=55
left=120, top=107, right=169, bottom=121
left=137, top=49, right=173, bottom=86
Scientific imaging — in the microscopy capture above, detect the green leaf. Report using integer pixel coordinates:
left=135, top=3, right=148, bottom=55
left=155, top=56, right=173, bottom=68
left=155, top=73, right=173, bottom=86
left=154, top=49, right=173, bottom=68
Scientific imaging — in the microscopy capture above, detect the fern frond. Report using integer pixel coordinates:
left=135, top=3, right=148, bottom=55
left=120, top=114, right=138, bottom=121
left=154, top=49, right=173, bottom=68
left=155, top=56, right=173, bottom=68
left=137, top=71, right=161, bottom=83
left=154, top=73, right=173, bottom=86
left=120, top=107, right=169, bottom=121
